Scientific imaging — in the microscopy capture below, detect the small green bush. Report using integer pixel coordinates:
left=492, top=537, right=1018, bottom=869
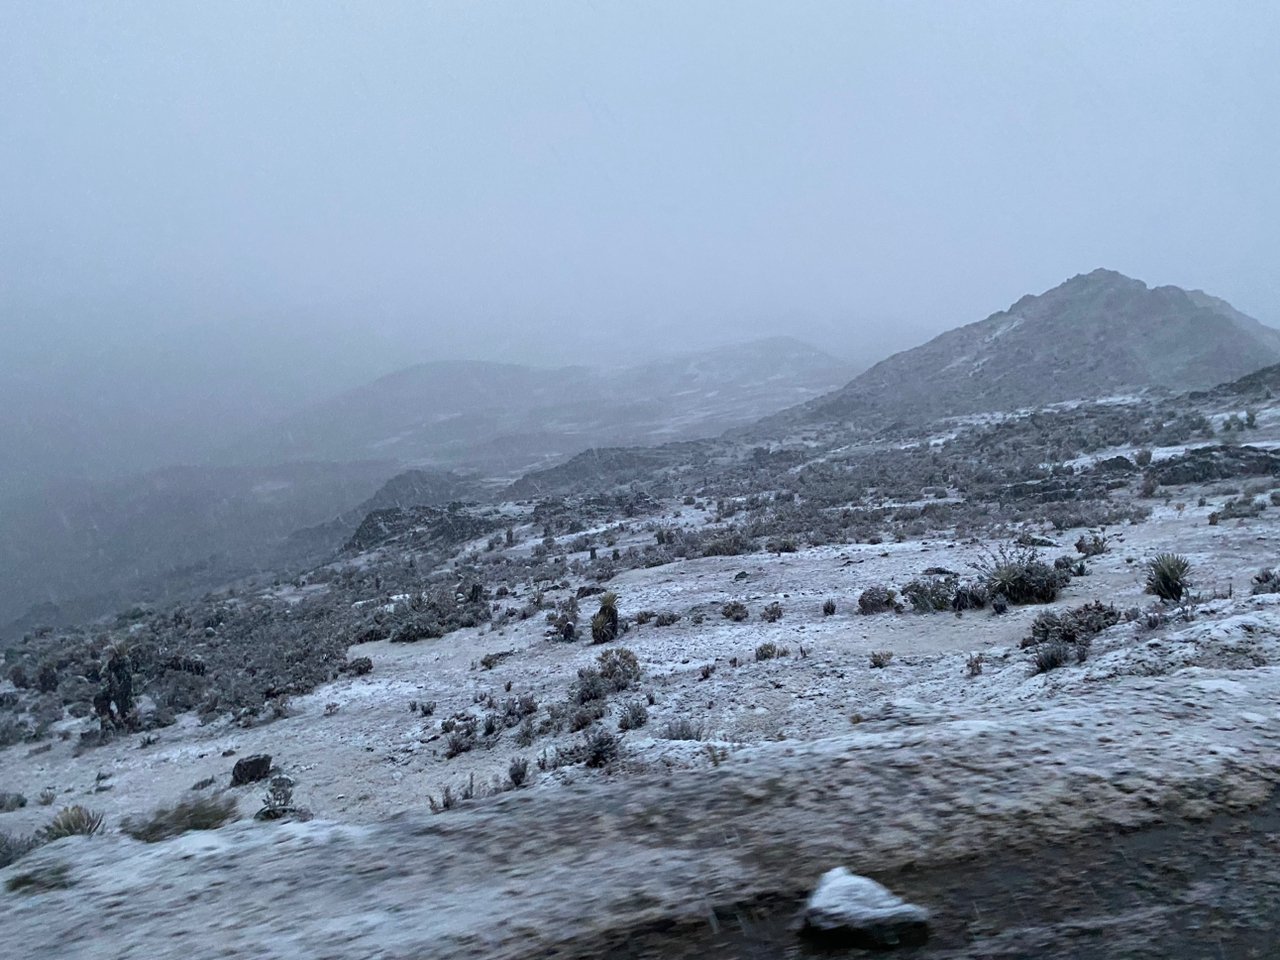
left=754, top=642, right=789, bottom=661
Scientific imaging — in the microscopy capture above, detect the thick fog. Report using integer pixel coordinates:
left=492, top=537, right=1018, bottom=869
left=2, top=1, right=1278, bottom=492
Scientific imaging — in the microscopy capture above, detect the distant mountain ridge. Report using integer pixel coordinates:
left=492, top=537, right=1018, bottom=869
left=240, top=337, right=854, bottom=474
left=781, top=269, right=1280, bottom=426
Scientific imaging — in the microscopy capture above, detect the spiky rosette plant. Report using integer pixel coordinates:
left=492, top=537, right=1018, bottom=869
left=1145, top=553, right=1192, bottom=602
left=591, top=592, right=619, bottom=644
left=40, top=805, right=104, bottom=841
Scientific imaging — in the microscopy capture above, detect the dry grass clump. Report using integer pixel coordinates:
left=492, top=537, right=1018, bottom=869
left=122, top=794, right=238, bottom=842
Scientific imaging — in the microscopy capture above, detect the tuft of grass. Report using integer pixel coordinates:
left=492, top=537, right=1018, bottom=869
left=869, top=650, right=894, bottom=669
left=39, top=806, right=103, bottom=841
left=5, top=863, right=73, bottom=894
left=721, top=601, right=749, bottom=622
left=660, top=718, right=706, bottom=741
left=760, top=602, right=783, bottom=623
left=121, top=794, right=238, bottom=843
left=754, top=642, right=789, bottom=661
left=1145, top=553, right=1192, bottom=602
left=822, top=599, right=837, bottom=616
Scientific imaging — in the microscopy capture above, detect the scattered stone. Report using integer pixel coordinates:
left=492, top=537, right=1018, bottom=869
left=230, top=754, right=272, bottom=786
left=799, top=868, right=929, bottom=949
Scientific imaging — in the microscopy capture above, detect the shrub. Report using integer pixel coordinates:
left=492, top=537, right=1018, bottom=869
left=0, top=792, right=27, bottom=813
left=0, top=831, right=40, bottom=869
left=972, top=545, right=1068, bottom=606
left=965, top=653, right=984, bottom=677
left=445, top=725, right=477, bottom=758
left=122, top=795, right=238, bottom=842
left=654, top=611, right=681, bottom=627
left=507, top=757, right=529, bottom=788
left=1022, top=602, right=1120, bottom=657
left=342, top=656, right=373, bottom=676
left=618, top=700, right=649, bottom=731
left=755, top=642, right=789, bottom=661
left=760, top=602, right=783, bottom=623
left=572, top=667, right=610, bottom=704
left=901, top=577, right=955, bottom=613
left=40, top=806, right=104, bottom=841
left=822, top=599, right=837, bottom=616
left=869, top=650, right=894, bottom=669
left=951, top=583, right=988, bottom=611
left=1252, top=568, right=1280, bottom=595
left=722, top=601, right=749, bottom=622
left=591, top=592, right=620, bottom=644
left=1032, top=642, right=1071, bottom=674
left=570, top=701, right=605, bottom=731
left=583, top=729, right=620, bottom=767
left=596, top=648, right=641, bottom=691
left=255, top=775, right=304, bottom=822
left=661, top=718, right=706, bottom=741
left=858, top=585, right=901, bottom=615
left=1074, top=532, right=1110, bottom=557
left=1145, top=553, right=1192, bottom=602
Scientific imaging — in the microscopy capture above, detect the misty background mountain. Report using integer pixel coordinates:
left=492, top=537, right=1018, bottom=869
left=4, top=270, right=1279, bottom=634
left=0, top=337, right=854, bottom=630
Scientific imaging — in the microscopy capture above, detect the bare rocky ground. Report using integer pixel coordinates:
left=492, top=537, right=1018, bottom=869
left=3, top=484, right=1280, bottom=958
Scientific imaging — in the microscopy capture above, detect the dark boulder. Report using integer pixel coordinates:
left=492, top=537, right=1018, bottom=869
left=230, top=754, right=273, bottom=786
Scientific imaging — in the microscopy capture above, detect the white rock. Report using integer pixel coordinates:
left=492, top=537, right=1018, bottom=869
left=800, top=867, right=930, bottom=948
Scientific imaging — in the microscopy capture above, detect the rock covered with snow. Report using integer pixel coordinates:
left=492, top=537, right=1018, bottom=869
left=799, top=867, right=929, bottom=948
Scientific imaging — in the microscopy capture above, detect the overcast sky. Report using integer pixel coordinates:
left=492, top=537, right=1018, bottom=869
left=2, top=1, right=1278, bottom=482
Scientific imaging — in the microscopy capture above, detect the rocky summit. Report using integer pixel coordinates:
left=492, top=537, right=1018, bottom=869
left=778, top=269, right=1280, bottom=426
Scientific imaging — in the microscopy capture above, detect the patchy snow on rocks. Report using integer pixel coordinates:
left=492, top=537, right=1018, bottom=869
left=800, top=867, right=930, bottom=948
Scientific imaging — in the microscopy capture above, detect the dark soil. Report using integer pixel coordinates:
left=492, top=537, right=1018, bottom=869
left=608, top=790, right=1280, bottom=960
